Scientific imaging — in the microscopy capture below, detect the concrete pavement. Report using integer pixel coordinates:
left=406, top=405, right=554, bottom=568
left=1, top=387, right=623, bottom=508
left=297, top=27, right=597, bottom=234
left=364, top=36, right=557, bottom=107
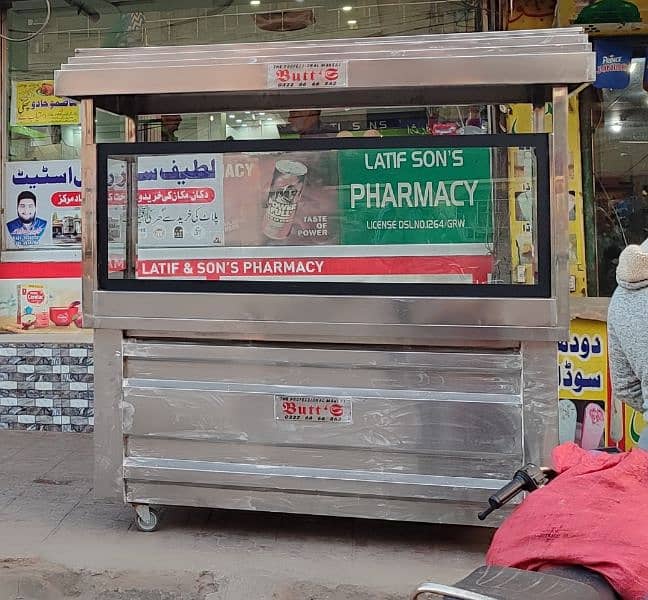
left=0, top=431, right=492, bottom=599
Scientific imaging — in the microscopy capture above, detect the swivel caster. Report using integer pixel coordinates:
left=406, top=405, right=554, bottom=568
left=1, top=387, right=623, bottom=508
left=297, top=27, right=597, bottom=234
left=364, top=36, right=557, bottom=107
left=134, top=505, right=162, bottom=532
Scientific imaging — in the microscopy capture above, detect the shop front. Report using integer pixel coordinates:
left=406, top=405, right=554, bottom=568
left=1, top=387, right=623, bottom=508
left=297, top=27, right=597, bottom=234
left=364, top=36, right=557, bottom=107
left=501, top=0, right=648, bottom=451
left=555, top=0, right=648, bottom=450
left=0, top=0, right=491, bottom=432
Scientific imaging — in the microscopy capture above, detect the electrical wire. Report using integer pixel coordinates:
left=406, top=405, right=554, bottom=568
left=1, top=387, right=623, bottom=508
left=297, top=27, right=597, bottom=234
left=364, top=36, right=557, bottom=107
left=0, top=0, right=51, bottom=43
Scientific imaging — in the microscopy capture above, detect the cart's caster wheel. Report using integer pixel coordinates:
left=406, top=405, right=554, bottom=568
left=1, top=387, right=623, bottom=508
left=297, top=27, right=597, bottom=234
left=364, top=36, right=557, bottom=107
left=134, top=505, right=160, bottom=532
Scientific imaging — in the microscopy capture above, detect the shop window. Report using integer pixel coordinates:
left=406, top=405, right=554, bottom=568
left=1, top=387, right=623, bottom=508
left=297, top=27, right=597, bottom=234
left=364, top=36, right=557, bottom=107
left=3, top=0, right=483, bottom=258
left=592, top=56, right=648, bottom=296
left=97, top=131, right=550, bottom=297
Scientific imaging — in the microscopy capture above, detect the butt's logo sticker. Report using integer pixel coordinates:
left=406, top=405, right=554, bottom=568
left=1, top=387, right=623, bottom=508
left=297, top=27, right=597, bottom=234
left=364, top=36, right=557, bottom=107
left=274, top=395, right=352, bottom=424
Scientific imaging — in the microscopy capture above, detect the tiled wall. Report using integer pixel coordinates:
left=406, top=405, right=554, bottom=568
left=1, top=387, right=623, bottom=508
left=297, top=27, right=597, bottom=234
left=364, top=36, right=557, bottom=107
left=0, top=343, right=94, bottom=432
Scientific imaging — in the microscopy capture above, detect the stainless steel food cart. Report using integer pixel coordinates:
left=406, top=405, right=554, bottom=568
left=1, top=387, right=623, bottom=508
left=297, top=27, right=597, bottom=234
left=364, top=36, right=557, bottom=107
left=55, top=28, right=594, bottom=530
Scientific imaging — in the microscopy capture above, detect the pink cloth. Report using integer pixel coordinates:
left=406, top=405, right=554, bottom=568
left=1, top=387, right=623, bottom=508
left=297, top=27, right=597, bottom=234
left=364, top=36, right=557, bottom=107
left=486, top=443, right=648, bottom=600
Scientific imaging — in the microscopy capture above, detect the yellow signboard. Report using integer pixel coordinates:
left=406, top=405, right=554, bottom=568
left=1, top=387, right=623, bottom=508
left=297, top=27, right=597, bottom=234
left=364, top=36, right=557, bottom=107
left=557, top=0, right=648, bottom=35
left=558, top=319, right=609, bottom=449
left=11, top=81, right=80, bottom=127
left=559, top=320, right=608, bottom=402
left=506, top=99, right=587, bottom=295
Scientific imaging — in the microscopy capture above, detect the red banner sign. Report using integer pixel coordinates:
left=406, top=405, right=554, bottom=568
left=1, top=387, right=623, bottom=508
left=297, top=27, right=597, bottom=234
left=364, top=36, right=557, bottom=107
left=136, top=255, right=493, bottom=282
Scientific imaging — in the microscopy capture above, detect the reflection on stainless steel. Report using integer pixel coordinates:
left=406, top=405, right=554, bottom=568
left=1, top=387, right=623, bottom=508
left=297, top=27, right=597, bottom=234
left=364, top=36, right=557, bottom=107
left=80, top=99, right=97, bottom=328
left=71, top=29, right=594, bottom=526
left=55, top=29, right=594, bottom=103
left=92, top=292, right=563, bottom=341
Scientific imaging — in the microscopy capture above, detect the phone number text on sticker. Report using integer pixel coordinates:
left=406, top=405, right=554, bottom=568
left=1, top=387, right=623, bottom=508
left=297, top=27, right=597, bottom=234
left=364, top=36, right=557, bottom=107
left=274, top=395, right=352, bottom=424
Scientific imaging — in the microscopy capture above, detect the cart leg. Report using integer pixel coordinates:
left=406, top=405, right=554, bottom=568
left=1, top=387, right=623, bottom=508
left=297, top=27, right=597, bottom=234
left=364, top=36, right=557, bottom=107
left=133, top=504, right=162, bottom=533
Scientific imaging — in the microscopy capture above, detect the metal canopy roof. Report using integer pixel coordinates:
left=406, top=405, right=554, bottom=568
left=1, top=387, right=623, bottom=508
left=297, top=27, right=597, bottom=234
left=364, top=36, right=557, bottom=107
left=55, top=27, right=595, bottom=116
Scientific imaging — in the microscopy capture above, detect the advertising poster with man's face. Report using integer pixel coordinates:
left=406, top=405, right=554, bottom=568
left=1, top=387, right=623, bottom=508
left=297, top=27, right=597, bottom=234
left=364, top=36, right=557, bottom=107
left=4, top=160, right=82, bottom=250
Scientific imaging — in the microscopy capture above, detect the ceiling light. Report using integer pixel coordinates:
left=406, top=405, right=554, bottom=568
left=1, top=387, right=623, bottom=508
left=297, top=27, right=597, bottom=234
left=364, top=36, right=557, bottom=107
left=236, top=119, right=242, bottom=123
left=229, top=114, right=235, bottom=118
left=342, top=5, right=353, bottom=11
left=209, top=115, right=215, bottom=122
left=258, top=112, right=265, bottom=116
left=250, top=0, right=260, bottom=5
left=347, top=19, right=357, bottom=25
left=611, top=122, right=622, bottom=133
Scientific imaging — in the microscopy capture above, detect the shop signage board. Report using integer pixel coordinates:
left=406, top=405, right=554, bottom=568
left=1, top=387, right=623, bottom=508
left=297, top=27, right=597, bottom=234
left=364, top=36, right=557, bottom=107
left=557, top=318, right=647, bottom=452
left=594, top=40, right=632, bottom=89
left=4, top=160, right=82, bottom=250
left=556, top=0, right=648, bottom=35
left=136, top=154, right=224, bottom=248
left=135, top=146, right=494, bottom=282
left=558, top=319, right=609, bottom=450
left=337, top=147, right=493, bottom=246
left=10, top=80, right=80, bottom=127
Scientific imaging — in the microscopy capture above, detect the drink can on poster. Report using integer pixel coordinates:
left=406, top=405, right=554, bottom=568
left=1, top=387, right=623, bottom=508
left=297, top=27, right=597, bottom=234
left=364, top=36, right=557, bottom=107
left=262, top=160, right=307, bottom=240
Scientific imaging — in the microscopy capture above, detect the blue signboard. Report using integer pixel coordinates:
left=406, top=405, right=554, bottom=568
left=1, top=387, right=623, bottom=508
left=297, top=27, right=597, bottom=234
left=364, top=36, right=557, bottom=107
left=594, top=40, right=632, bottom=89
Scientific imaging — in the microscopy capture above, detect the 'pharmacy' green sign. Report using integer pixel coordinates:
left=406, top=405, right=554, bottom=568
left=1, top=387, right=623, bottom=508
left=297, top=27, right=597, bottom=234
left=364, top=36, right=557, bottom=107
left=338, top=147, right=493, bottom=245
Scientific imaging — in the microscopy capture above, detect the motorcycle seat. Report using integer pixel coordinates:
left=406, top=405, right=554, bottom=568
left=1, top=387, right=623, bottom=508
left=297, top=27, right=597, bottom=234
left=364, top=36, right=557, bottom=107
left=412, top=565, right=616, bottom=600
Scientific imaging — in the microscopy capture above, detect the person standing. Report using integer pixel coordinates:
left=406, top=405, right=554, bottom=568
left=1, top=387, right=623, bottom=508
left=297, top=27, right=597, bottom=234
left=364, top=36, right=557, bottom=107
left=608, top=238, right=648, bottom=449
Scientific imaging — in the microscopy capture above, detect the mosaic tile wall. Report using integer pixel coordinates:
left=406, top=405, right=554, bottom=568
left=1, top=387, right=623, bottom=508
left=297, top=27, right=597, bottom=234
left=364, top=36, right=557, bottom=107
left=0, top=343, right=94, bottom=432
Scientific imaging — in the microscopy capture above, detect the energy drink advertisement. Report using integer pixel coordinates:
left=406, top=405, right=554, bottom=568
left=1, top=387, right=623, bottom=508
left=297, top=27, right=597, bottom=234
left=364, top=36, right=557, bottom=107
left=262, top=160, right=308, bottom=240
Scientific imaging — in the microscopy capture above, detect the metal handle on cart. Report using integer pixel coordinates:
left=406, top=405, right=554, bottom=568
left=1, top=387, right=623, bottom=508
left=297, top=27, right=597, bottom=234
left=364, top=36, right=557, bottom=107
left=410, top=582, right=498, bottom=600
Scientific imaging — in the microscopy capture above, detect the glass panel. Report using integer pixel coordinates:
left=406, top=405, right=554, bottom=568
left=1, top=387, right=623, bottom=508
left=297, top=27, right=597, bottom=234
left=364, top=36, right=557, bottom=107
left=107, top=158, right=129, bottom=277
left=102, top=138, right=546, bottom=290
left=593, top=56, right=648, bottom=296
left=7, top=0, right=480, bottom=164
left=136, top=106, right=489, bottom=142
left=4, top=0, right=484, bottom=257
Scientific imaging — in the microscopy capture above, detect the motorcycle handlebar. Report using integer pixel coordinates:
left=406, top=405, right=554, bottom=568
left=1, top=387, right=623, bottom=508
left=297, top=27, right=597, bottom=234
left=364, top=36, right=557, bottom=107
left=478, top=464, right=553, bottom=521
left=478, top=447, right=622, bottom=521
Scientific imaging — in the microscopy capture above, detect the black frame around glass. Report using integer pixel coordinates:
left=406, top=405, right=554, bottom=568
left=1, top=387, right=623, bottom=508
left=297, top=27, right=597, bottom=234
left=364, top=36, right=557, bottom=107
left=96, top=134, right=551, bottom=298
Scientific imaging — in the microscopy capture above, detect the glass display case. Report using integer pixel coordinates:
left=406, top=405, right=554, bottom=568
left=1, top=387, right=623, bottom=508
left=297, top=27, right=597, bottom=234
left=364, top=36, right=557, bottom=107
left=55, top=28, right=594, bottom=530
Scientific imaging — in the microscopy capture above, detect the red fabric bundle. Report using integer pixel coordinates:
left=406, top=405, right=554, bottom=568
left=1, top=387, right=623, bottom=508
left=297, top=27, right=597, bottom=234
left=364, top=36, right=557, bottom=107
left=486, top=443, right=648, bottom=600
